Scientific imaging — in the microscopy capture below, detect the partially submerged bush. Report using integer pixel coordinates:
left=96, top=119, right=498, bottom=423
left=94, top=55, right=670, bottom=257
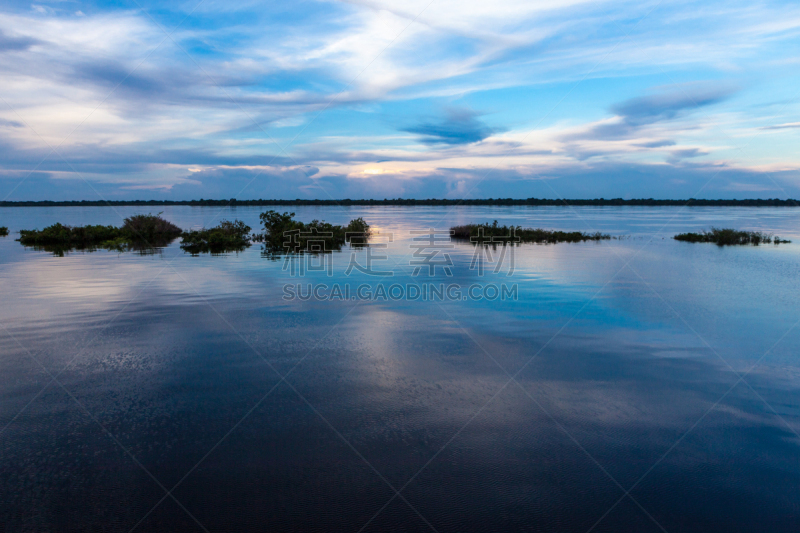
left=674, top=228, right=790, bottom=246
left=17, top=213, right=183, bottom=255
left=344, top=217, right=371, bottom=246
left=119, top=213, right=183, bottom=242
left=258, top=210, right=371, bottom=253
left=18, top=223, right=122, bottom=247
left=451, top=221, right=611, bottom=244
left=181, top=220, right=252, bottom=255
left=0, top=226, right=8, bottom=237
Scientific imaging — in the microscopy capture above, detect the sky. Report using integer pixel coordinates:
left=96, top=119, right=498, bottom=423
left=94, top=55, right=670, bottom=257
left=1, top=0, right=799, bottom=200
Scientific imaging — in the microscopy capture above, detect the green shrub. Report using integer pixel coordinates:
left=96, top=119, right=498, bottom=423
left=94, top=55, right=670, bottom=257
left=258, top=211, right=371, bottom=253
left=17, top=214, right=183, bottom=255
left=181, top=220, right=252, bottom=255
left=674, top=228, right=790, bottom=245
left=119, top=213, right=182, bottom=242
left=451, top=221, right=610, bottom=244
left=0, top=226, right=8, bottom=237
left=18, top=223, right=122, bottom=246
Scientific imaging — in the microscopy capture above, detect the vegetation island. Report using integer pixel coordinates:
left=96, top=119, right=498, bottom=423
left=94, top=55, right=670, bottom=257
left=452, top=221, right=610, bottom=243
left=16, top=211, right=372, bottom=256
left=180, top=220, right=252, bottom=255
left=674, top=228, right=791, bottom=245
left=16, top=212, right=792, bottom=256
left=257, top=210, right=371, bottom=254
left=17, top=214, right=183, bottom=255
left=0, top=226, right=8, bottom=237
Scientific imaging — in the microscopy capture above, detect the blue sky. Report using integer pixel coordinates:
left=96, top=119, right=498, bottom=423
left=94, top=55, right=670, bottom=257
left=1, top=0, right=799, bottom=200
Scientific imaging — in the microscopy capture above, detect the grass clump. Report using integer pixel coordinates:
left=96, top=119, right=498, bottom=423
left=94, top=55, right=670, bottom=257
left=0, top=226, right=8, bottom=237
left=17, top=213, right=182, bottom=255
left=257, top=210, right=371, bottom=253
left=674, top=228, right=790, bottom=246
left=451, top=221, right=611, bottom=244
left=181, top=220, right=252, bottom=255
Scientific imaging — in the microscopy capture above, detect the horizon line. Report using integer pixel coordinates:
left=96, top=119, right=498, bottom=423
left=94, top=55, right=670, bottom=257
left=1, top=198, right=799, bottom=207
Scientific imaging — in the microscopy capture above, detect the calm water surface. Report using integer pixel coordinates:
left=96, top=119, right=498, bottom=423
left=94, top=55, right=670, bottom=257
left=1, top=206, right=799, bottom=532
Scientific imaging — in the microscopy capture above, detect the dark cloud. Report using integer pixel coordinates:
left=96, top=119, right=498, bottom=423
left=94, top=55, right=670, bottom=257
left=670, top=148, right=706, bottom=159
left=67, top=59, right=327, bottom=115
left=403, top=109, right=500, bottom=145
left=561, top=143, right=607, bottom=161
left=0, top=30, right=40, bottom=52
left=292, top=139, right=548, bottom=167
left=759, top=122, right=800, bottom=131
left=612, top=86, right=735, bottom=126
left=182, top=162, right=793, bottom=201
left=169, top=166, right=320, bottom=199
left=668, top=148, right=708, bottom=164
left=0, top=119, right=24, bottom=128
left=3, top=159, right=797, bottom=201
left=0, top=137, right=297, bottom=175
left=635, top=139, right=676, bottom=148
left=566, top=85, right=737, bottom=143
left=512, top=161, right=796, bottom=200
left=73, top=60, right=170, bottom=98
left=578, top=121, right=637, bottom=140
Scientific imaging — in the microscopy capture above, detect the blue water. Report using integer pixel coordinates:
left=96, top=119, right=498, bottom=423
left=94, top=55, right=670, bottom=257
left=1, top=206, right=798, bottom=532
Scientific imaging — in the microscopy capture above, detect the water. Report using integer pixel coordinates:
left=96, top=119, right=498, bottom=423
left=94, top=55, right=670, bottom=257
left=1, top=206, right=799, bottom=532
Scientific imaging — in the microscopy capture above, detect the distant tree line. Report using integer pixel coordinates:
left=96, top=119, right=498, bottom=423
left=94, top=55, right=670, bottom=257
left=0, top=198, right=798, bottom=207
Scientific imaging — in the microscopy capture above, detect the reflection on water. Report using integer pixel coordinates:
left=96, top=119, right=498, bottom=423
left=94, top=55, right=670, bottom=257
left=20, top=238, right=177, bottom=257
left=0, top=206, right=799, bottom=532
